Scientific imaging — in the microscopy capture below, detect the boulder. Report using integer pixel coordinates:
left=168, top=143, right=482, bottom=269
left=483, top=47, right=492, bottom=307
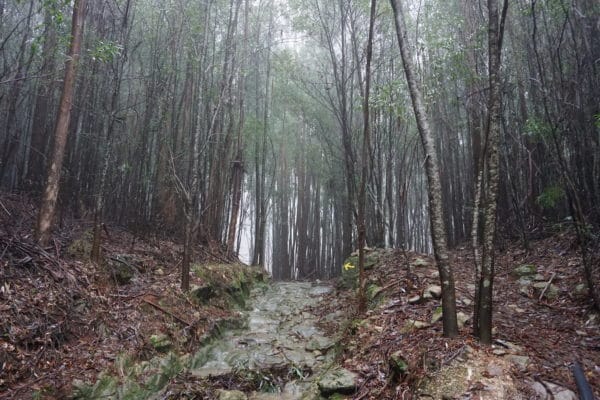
left=318, top=368, right=358, bottom=395
left=457, top=312, right=470, bottom=329
left=424, top=285, right=442, bottom=299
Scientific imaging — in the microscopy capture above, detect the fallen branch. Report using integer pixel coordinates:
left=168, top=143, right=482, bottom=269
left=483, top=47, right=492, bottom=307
left=539, top=272, right=556, bottom=301
left=141, top=295, right=191, bottom=326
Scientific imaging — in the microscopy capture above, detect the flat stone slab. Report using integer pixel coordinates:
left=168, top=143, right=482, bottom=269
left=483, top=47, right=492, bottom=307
left=318, top=368, right=358, bottom=395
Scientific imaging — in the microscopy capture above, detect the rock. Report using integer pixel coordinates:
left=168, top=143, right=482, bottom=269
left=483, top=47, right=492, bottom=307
left=519, top=285, right=531, bottom=297
left=574, top=283, right=588, bottom=296
left=486, top=363, right=504, bottom=377
left=191, top=284, right=215, bottom=303
left=517, top=276, right=533, bottom=285
left=411, top=257, right=430, bottom=267
left=149, top=333, right=172, bottom=352
left=389, top=350, right=409, bottom=377
left=217, top=389, right=247, bottom=400
left=507, top=304, right=525, bottom=313
left=461, top=298, right=472, bottom=306
left=401, top=319, right=430, bottom=333
left=506, top=355, right=530, bottom=370
left=512, top=264, right=537, bottom=277
left=532, top=282, right=560, bottom=299
left=431, top=307, right=443, bottom=324
left=108, top=260, right=135, bottom=285
left=529, top=380, right=578, bottom=400
left=457, top=312, right=470, bottom=329
left=494, top=339, right=523, bottom=353
left=424, top=285, right=442, bottom=299
left=66, top=230, right=93, bottom=259
left=155, top=268, right=165, bottom=276
left=366, top=284, right=384, bottom=302
left=305, top=336, right=335, bottom=352
left=318, top=368, right=358, bottom=395
left=408, top=295, right=422, bottom=304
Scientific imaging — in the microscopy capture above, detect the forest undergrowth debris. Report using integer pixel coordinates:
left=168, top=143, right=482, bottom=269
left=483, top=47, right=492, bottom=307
left=315, top=238, right=600, bottom=399
left=0, top=193, right=243, bottom=399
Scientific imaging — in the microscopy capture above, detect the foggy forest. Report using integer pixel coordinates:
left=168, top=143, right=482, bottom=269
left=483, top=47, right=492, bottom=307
left=0, top=0, right=598, bottom=398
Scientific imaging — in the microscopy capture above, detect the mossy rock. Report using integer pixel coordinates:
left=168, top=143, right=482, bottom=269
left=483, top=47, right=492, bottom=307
left=191, top=263, right=264, bottom=308
left=512, top=264, right=537, bottom=277
left=340, top=252, right=379, bottom=289
left=366, top=284, right=384, bottom=306
left=66, top=230, right=94, bottom=259
left=532, top=282, right=560, bottom=299
left=107, top=259, right=135, bottom=285
left=389, top=350, right=409, bottom=378
left=190, top=284, right=215, bottom=303
left=318, top=368, right=358, bottom=396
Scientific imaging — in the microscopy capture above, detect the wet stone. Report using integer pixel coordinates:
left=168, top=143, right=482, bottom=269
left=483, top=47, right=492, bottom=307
left=190, top=281, right=337, bottom=393
left=318, top=368, right=358, bottom=395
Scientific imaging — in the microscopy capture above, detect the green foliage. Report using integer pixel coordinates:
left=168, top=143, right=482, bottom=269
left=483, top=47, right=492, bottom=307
left=594, top=114, right=600, bottom=129
left=72, top=373, right=118, bottom=399
left=524, top=117, right=553, bottom=142
left=90, top=40, right=124, bottom=63
left=536, top=184, right=565, bottom=209
left=42, top=0, right=72, bottom=25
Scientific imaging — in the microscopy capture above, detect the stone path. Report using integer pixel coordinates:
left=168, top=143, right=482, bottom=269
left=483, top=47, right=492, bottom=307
left=190, top=282, right=343, bottom=398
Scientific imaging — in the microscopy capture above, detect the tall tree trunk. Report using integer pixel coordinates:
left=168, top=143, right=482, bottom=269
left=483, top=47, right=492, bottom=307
left=36, top=0, right=86, bottom=245
left=227, top=0, right=249, bottom=257
left=474, top=0, right=508, bottom=344
left=389, top=0, right=458, bottom=337
left=357, top=0, right=377, bottom=313
left=27, top=8, right=58, bottom=189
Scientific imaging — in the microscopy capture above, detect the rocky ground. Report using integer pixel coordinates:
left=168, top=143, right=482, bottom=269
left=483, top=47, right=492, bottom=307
left=319, top=237, right=600, bottom=399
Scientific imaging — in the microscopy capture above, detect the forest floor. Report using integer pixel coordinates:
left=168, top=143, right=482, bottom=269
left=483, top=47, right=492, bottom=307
left=1, top=191, right=599, bottom=399
left=320, top=236, right=600, bottom=399
left=0, top=192, right=251, bottom=399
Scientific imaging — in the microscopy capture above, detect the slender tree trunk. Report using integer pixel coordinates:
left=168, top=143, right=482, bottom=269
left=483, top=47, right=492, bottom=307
left=474, top=0, right=508, bottom=344
left=227, top=0, right=249, bottom=256
left=27, top=9, right=57, bottom=189
left=389, top=0, right=458, bottom=337
left=36, top=0, right=86, bottom=245
left=357, top=0, right=377, bottom=313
